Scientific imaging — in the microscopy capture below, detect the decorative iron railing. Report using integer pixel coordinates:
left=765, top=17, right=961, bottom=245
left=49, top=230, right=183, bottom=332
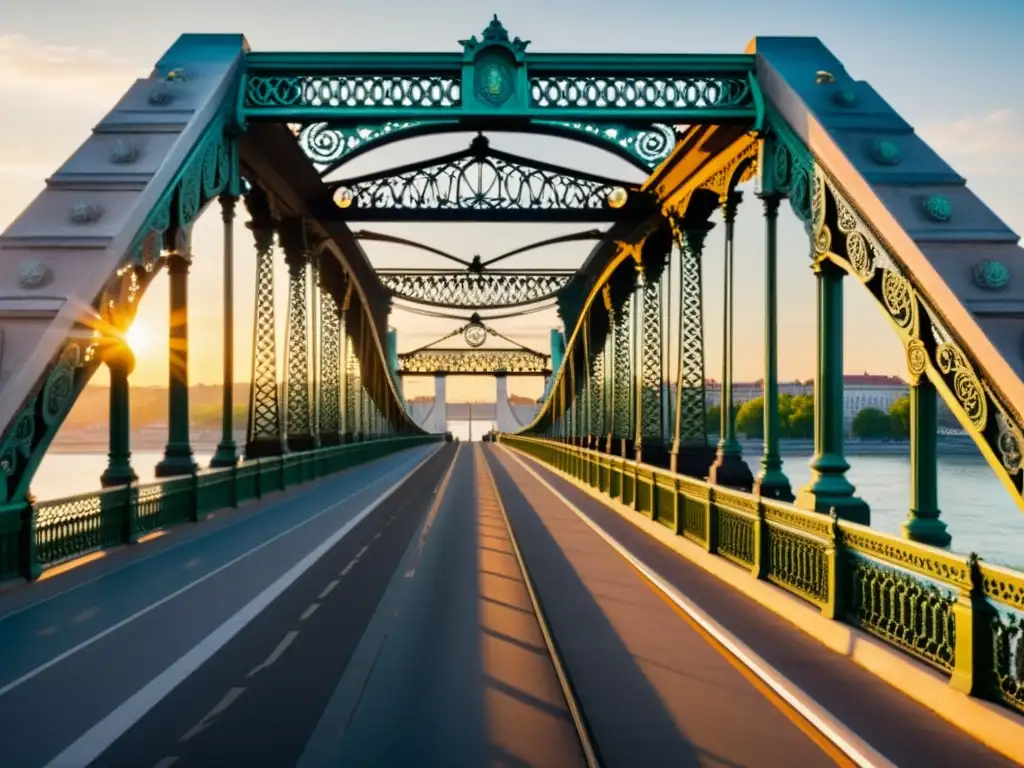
left=0, top=435, right=439, bottom=581
left=499, top=434, right=1024, bottom=718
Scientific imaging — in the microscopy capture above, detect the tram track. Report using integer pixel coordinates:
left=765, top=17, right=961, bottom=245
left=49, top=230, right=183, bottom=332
left=477, top=447, right=602, bottom=768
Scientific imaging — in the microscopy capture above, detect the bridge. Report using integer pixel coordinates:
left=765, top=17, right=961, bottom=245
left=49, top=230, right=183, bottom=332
left=0, top=17, right=1022, bottom=767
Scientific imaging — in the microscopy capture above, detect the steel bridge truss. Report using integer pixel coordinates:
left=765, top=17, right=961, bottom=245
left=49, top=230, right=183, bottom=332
left=398, top=348, right=550, bottom=376
left=379, top=269, right=573, bottom=308
left=313, top=135, right=650, bottom=223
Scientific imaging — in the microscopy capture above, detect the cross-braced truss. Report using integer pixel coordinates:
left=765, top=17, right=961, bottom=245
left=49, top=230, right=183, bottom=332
left=378, top=269, right=573, bottom=308
left=315, top=135, right=650, bottom=222
left=398, top=348, right=550, bottom=376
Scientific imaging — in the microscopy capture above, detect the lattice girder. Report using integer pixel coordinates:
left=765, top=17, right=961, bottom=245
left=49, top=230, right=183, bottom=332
left=316, top=135, right=652, bottom=223
left=378, top=270, right=573, bottom=308
left=398, top=348, right=550, bottom=376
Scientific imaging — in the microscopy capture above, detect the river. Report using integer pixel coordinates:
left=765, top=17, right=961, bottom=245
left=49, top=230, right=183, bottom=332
left=32, top=423, right=1024, bottom=571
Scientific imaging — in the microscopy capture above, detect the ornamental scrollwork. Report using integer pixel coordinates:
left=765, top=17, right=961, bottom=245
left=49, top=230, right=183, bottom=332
left=378, top=270, right=572, bottom=308
left=936, top=342, right=987, bottom=432
left=399, top=349, right=549, bottom=375
left=880, top=270, right=918, bottom=337
left=298, top=121, right=423, bottom=171
left=326, top=136, right=638, bottom=220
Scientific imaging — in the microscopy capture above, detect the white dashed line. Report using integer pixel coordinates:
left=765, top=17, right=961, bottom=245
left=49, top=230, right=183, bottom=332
left=248, top=632, right=299, bottom=678
left=318, top=580, right=339, bottom=599
left=372, top=533, right=381, bottom=541
left=299, top=603, right=320, bottom=621
left=340, top=560, right=357, bottom=576
left=356, top=545, right=369, bottom=559
left=179, top=687, right=246, bottom=742
left=153, top=758, right=179, bottom=768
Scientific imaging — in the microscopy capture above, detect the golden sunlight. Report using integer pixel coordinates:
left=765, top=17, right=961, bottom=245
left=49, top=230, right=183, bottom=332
left=125, top=323, right=151, bottom=354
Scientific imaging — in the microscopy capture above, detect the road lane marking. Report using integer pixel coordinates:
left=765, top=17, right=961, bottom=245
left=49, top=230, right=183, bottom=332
left=179, top=687, right=246, bottom=742
left=372, top=533, right=381, bottom=541
left=300, top=603, right=320, bottom=621
left=248, top=632, right=300, bottom=678
left=152, top=757, right=178, bottom=768
left=318, top=580, right=339, bottom=599
left=356, top=545, right=369, bottom=559
left=0, top=445, right=437, bottom=625
left=2, top=444, right=443, bottom=700
left=498, top=445, right=894, bottom=768
left=340, top=560, right=357, bottom=576
left=40, top=445, right=448, bottom=768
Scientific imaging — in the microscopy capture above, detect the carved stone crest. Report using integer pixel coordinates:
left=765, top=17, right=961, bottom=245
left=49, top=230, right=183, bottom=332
left=18, top=259, right=52, bottom=289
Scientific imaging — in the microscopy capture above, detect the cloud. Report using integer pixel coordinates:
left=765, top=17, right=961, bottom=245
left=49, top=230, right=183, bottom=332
left=916, top=110, right=1024, bottom=180
left=0, top=34, right=146, bottom=106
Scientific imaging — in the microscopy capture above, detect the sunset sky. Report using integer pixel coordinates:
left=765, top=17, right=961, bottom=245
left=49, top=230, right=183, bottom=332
left=1, top=0, right=1021, bottom=404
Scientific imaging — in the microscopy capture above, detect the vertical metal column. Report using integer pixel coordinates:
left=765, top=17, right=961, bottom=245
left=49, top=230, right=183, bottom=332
left=318, top=283, right=342, bottom=445
left=280, top=218, right=313, bottom=452
left=212, top=195, right=239, bottom=467
left=100, top=343, right=137, bottom=487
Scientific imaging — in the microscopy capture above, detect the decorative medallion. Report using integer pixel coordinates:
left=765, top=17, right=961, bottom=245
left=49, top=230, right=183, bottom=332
left=922, top=194, right=952, bottom=222
left=608, top=187, right=628, bottom=209
left=870, top=138, right=900, bottom=166
left=476, top=55, right=514, bottom=107
left=464, top=322, right=487, bottom=348
left=972, top=259, right=1010, bottom=291
left=148, top=89, right=174, bottom=106
left=906, top=338, right=928, bottom=381
left=110, top=139, right=139, bottom=164
left=17, top=259, right=52, bottom=290
left=69, top=202, right=103, bottom=224
left=333, top=187, right=354, bottom=209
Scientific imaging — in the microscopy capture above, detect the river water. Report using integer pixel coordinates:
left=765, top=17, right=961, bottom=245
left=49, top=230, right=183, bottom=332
left=33, top=426, right=1024, bottom=571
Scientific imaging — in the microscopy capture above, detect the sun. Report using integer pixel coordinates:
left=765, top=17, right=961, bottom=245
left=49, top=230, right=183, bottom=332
left=124, top=323, right=151, bottom=354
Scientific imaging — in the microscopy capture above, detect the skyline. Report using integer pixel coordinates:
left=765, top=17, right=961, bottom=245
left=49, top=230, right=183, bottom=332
left=1, top=2, right=1021, bottom=404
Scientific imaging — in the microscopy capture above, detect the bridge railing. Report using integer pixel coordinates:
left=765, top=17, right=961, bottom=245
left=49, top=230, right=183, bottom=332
left=0, top=435, right=439, bottom=582
left=499, top=434, right=1024, bottom=718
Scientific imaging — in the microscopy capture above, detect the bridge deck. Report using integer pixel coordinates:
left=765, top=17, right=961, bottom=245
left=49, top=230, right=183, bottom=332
left=0, top=443, right=1012, bottom=767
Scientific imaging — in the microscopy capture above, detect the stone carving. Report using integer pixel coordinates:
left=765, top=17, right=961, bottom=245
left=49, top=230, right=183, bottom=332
left=148, top=89, right=174, bottom=106
left=17, top=260, right=52, bottom=289
left=922, top=194, right=952, bottom=222
left=870, top=138, right=900, bottom=166
left=69, top=202, right=103, bottom=224
left=110, top=139, right=138, bottom=164
left=973, top=259, right=1010, bottom=291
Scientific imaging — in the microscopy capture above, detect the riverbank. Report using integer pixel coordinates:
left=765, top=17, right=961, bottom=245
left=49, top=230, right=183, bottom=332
left=729, top=437, right=982, bottom=459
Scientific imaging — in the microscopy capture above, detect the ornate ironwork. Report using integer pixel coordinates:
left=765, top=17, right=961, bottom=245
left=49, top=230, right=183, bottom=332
left=319, top=136, right=647, bottom=222
left=282, top=232, right=312, bottom=443
left=378, top=270, right=572, bottom=308
left=612, top=302, right=632, bottom=439
left=319, top=288, right=342, bottom=436
left=245, top=193, right=283, bottom=455
left=297, top=120, right=678, bottom=174
left=464, top=321, right=487, bottom=348
left=243, top=19, right=758, bottom=123
left=591, top=349, right=605, bottom=437
left=677, top=228, right=708, bottom=443
left=398, top=348, right=549, bottom=376
left=639, top=278, right=663, bottom=441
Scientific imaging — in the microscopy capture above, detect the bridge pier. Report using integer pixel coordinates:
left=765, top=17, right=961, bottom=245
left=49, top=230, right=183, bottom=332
left=155, top=246, right=198, bottom=478
left=433, top=374, right=448, bottom=434
left=708, top=193, right=753, bottom=490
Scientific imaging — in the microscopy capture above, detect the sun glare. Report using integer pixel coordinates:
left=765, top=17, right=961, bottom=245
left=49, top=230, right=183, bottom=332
left=125, top=323, right=150, bottom=354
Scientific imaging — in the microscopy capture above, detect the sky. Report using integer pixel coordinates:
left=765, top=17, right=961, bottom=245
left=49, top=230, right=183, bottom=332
left=1, top=0, right=1022, bottom=404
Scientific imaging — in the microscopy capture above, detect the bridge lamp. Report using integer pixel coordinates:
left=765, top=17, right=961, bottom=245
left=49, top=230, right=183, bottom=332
left=608, top=187, right=628, bottom=209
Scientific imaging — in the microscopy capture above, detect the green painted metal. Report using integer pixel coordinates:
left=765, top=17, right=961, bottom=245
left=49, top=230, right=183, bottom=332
left=212, top=195, right=240, bottom=468
left=795, top=259, right=869, bottom=523
left=0, top=437, right=438, bottom=582
left=499, top=434, right=1024, bottom=717
left=100, top=349, right=137, bottom=488
left=241, top=18, right=757, bottom=125
left=903, top=378, right=951, bottom=546
left=319, top=285, right=343, bottom=442
left=612, top=301, right=633, bottom=449
left=281, top=220, right=314, bottom=451
left=245, top=189, right=285, bottom=458
left=753, top=194, right=792, bottom=502
left=155, top=255, right=199, bottom=477
left=708, top=193, right=752, bottom=490
left=672, top=224, right=710, bottom=451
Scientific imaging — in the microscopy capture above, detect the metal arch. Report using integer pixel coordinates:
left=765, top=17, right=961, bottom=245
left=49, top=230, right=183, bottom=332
left=378, top=269, right=574, bottom=309
left=313, top=135, right=653, bottom=223
left=299, top=120, right=681, bottom=176
left=398, top=348, right=550, bottom=376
